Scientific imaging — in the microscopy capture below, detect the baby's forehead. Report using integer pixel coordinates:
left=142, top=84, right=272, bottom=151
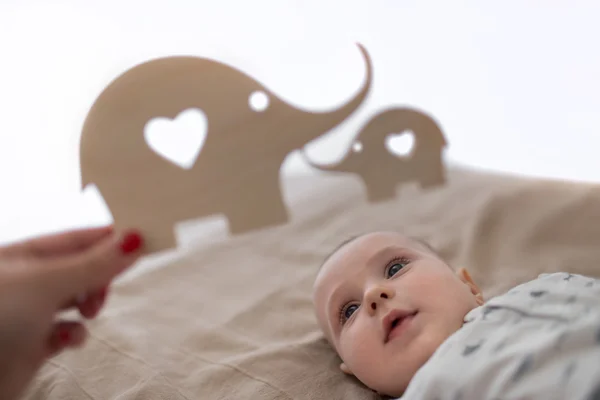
left=316, top=232, right=419, bottom=283
left=327, top=231, right=419, bottom=262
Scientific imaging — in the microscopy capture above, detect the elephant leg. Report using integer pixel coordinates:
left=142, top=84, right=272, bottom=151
left=101, top=188, right=178, bottom=254
left=420, top=174, right=445, bottom=189
left=362, top=171, right=397, bottom=202
left=225, top=177, right=289, bottom=235
left=144, top=223, right=178, bottom=253
left=363, top=169, right=410, bottom=203
left=415, top=155, right=446, bottom=189
left=113, top=218, right=178, bottom=254
left=109, top=206, right=177, bottom=254
left=364, top=181, right=397, bottom=202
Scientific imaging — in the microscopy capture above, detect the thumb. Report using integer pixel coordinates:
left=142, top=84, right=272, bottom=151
left=47, top=230, right=144, bottom=301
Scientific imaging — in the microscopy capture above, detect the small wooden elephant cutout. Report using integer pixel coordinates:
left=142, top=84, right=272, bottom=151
left=302, top=107, right=447, bottom=202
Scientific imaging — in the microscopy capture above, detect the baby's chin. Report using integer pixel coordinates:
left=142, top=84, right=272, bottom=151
left=358, top=367, right=413, bottom=398
left=353, top=332, right=454, bottom=396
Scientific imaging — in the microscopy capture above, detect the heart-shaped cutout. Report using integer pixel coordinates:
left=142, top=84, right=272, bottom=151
left=385, top=130, right=415, bottom=157
left=144, top=108, right=208, bottom=169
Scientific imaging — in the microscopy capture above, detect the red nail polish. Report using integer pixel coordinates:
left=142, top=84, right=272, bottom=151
left=120, top=231, right=143, bottom=254
left=99, top=287, right=108, bottom=298
left=59, top=329, right=71, bottom=343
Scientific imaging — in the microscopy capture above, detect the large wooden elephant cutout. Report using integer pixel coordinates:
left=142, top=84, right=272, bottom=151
left=80, top=44, right=372, bottom=253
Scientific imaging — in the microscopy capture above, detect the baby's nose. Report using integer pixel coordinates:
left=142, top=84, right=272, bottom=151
left=371, top=291, right=388, bottom=309
left=365, top=285, right=395, bottom=314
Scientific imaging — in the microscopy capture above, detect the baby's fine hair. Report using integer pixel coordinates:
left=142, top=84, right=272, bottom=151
left=319, top=232, right=438, bottom=272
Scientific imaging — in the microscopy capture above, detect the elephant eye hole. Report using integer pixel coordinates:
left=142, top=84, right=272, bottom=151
left=249, top=90, right=270, bottom=112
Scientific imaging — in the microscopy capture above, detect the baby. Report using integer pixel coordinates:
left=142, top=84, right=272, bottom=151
left=313, top=231, right=600, bottom=399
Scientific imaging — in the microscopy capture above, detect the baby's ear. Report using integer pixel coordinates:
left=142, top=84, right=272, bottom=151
left=457, top=268, right=484, bottom=305
left=340, top=363, right=353, bottom=375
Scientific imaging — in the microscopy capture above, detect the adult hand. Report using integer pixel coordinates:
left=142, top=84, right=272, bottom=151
left=0, top=225, right=144, bottom=400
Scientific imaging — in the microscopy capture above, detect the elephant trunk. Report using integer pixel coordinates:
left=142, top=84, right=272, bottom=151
left=301, top=148, right=356, bottom=174
left=294, top=43, right=372, bottom=147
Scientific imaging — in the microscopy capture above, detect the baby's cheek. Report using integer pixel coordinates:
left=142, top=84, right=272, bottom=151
left=402, top=282, right=439, bottom=310
left=405, top=268, right=444, bottom=291
left=338, top=327, right=375, bottom=364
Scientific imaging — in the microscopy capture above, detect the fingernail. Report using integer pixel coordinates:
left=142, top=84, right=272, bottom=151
left=59, top=328, right=71, bottom=344
left=119, top=231, right=143, bottom=254
left=99, top=286, right=108, bottom=299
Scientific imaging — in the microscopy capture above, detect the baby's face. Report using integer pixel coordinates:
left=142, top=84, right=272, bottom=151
left=313, top=232, right=483, bottom=397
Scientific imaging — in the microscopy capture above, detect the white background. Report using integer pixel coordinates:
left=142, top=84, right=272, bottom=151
left=1, top=1, right=599, bottom=245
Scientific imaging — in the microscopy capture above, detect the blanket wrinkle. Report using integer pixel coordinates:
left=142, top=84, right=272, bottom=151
left=214, top=331, right=328, bottom=367
left=75, top=332, right=198, bottom=399
left=59, top=330, right=291, bottom=400
left=41, top=362, right=96, bottom=400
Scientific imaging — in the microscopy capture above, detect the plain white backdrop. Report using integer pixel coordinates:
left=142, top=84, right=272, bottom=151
left=1, top=1, right=600, bottom=245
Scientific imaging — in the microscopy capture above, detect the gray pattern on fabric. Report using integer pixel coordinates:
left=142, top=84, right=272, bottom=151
left=398, top=273, right=600, bottom=400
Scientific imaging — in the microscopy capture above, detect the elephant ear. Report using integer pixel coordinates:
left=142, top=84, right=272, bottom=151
left=79, top=43, right=374, bottom=255
left=301, top=107, right=449, bottom=202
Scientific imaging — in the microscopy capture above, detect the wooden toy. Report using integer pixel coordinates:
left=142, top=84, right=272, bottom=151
left=79, top=43, right=447, bottom=254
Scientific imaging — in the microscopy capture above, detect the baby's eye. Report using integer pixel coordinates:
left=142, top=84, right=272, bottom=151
left=386, top=260, right=408, bottom=278
left=341, top=304, right=359, bottom=323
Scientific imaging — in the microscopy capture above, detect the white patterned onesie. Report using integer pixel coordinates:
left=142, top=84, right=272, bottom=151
left=398, top=272, right=600, bottom=400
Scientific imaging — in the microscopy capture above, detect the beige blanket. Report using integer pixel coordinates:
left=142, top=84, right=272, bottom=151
left=23, top=166, right=600, bottom=399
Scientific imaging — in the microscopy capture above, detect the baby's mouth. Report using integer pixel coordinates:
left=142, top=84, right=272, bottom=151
left=383, top=310, right=418, bottom=343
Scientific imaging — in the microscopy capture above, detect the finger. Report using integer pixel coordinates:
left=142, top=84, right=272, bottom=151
left=2, top=225, right=113, bottom=259
left=60, top=286, right=109, bottom=319
left=77, top=287, right=109, bottom=319
left=49, top=229, right=143, bottom=302
left=46, top=320, right=88, bottom=359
